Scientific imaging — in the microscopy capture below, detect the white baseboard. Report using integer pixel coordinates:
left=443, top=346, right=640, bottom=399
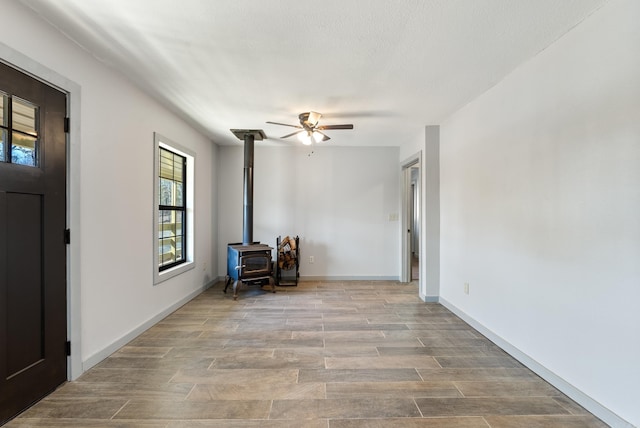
left=81, top=280, right=216, bottom=372
left=419, top=292, right=439, bottom=302
left=299, top=276, right=400, bottom=281
left=439, top=297, right=633, bottom=428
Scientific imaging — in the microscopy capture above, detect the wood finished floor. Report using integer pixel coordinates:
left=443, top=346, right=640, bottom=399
left=8, top=280, right=608, bottom=427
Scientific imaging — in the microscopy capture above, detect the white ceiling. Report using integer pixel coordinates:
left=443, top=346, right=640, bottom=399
left=20, top=0, right=607, bottom=147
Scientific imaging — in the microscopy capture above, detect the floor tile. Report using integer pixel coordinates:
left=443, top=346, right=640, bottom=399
left=114, top=399, right=271, bottom=420
left=187, top=382, right=325, bottom=400
left=324, top=338, right=422, bottom=348
left=167, top=421, right=328, bottom=428
left=415, top=397, right=570, bottom=417
left=552, top=395, right=595, bottom=415
left=483, top=415, right=609, bottom=427
left=110, top=346, right=173, bottom=358
left=291, top=330, right=384, bottom=340
left=49, top=381, right=193, bottom=400
left=417, top=368, right=539, bottom=382
left=326, top=381, right=462, bottom=399
left=434, top=356, right=523, bottom=369
left=276, top=346, right=380, bottom=358
left=224, top=338, right=324, bottom=348
left=328, top=417, right=489, bottom=428
left=324, top=355, right=440, bottom=369
left=170, top=368, right=299, bottom=385
left=96, top=356, right=213, bottom=371
left=383, top=330, right=479, bottom=340
left=17, top=398, right=128, bottom=420
left=377, top=346, right=505, bottom=357
left=165, top=346, right=273, bottom=359
left=6, top=419, right=169, bottom=427
left=269, top=398, right=421, bottom=419
left=299, top=368, right=422, bottom=383
left=454, top=380, right=561, bottom=397
left=77, top=368, right=179, bottom=384
left=209, top=351, right=324, bottom=369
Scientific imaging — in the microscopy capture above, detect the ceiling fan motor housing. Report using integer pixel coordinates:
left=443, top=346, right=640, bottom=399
left=299, top=111, right=320, bottom=129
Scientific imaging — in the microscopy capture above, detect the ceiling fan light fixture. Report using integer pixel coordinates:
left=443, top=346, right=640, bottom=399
left=307, top=111, right=321, bottom=127
left=297, top=131, right=313, bottom=145
left=312, top=131, right=324, bottom=143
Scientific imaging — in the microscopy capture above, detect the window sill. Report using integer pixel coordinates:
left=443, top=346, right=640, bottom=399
left=154, top=261, right=194, bottom=285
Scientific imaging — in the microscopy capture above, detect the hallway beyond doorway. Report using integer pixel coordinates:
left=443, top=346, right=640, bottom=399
left=411, top=254, right=419, bottom=281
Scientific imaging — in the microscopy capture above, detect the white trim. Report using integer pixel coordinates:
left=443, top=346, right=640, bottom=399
left=439, top=297, right=633, bottom=428
left=299, top=276, right=400, bottom=282
left=82, top=280, right=215, bottom=371
left=153, top=133, right=196, bottom=285
left=0, top=42, right=83, bottom=380
left=400, top=151, right=423, bottom=290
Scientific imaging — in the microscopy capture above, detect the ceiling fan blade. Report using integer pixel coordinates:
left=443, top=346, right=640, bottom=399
left=315, top=131, right=330, bottom=142
left=280, top=130, right=303, bottom=139
left=316, top=124, right=354, bottom=130
left=266, top=121, right=302, bottom=129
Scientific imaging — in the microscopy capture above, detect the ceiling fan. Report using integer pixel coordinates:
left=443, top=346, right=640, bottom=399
left=266, top=111, right=353, bottom=145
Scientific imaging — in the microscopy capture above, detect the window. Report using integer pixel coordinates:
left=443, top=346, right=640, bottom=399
left=158, top=147, right=186, bottom=270
left=153, top=133, right=195, bottom=284
left=1, top=92, right=40, bottom=167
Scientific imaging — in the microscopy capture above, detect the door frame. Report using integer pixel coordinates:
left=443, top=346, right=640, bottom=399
left=400, top=151, right=422, bottom=288
left=1, top=43, right=83, bottom=380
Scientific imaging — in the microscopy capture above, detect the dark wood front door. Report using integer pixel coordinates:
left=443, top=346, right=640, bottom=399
left=0, top=61, right=67, bottom=424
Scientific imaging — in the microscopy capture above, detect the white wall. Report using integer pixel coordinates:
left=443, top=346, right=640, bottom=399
left=423, top=126, right=440, bottom=300
left=218, top=145, right=400, bottom=280
left=439, top=0, right=640, bottom=426
left=3, top=2, right=217, bottom=375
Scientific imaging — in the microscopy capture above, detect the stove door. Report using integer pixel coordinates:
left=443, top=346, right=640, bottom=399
left=240, top=253, right=271, bottom=278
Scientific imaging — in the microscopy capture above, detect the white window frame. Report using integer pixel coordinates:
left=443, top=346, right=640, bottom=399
left=153, top=132, right=195, bottom=284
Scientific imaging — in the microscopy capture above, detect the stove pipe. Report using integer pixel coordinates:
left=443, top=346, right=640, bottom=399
left=230, top=129, right=266, bottom=246
left=242, top=133, right=254, bottom=245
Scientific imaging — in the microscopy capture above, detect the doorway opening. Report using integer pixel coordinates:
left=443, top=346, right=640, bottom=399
left=410, top=171, right=420, bottom=281
left=401, top=152, right=421, bottom=284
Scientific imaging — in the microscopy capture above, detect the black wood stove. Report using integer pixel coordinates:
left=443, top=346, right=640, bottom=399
left=224, top=129, right=274, bottom=299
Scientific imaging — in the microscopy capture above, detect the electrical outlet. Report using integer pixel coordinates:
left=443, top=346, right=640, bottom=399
left=464, top=282, right=469, bottom=295
left=309, top=256, right=314, bottom=264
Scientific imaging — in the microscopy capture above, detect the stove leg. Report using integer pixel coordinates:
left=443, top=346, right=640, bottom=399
left=233, top=280, right=239, bottom=300
left=224, top=276, right=232, bottom=294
